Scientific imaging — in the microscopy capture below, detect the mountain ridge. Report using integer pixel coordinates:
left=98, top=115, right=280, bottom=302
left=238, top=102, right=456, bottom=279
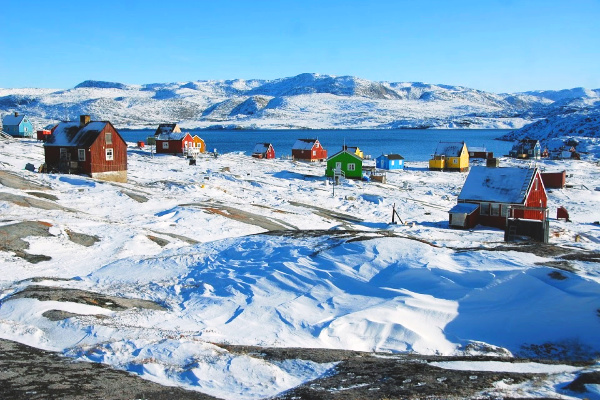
left=1, top=73, right=599, bottom=132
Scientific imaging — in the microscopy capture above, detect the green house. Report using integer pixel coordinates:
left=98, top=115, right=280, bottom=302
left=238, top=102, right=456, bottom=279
left=325, top=150, right=363, bottom=179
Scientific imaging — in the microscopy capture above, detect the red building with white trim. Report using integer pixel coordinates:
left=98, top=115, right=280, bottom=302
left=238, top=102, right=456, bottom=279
left=292, top=139, right=327, bottom=161
left=44, top=115, right=127, bottom=182
left=450, top=166, right=547, bottom=229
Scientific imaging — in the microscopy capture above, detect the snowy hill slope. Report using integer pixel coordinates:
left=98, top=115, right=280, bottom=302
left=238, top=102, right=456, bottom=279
left=1, top=137, right=600, bottom=398
left=1, top=73, right=598, bottom=130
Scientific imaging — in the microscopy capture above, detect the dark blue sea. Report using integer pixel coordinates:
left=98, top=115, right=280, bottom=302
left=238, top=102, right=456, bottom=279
left=120, top=129, right=513, bottom=162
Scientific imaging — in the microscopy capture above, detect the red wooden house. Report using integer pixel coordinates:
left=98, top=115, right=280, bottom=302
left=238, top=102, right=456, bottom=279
left=450, top=166, right=547, bottom=229
left=44, top=115, right=127, bottom=182
left=156, top=132, right=194, bottom=155
left=292, top=139, right=327, bottom=162
left=252, top=143, right=275, bottom=159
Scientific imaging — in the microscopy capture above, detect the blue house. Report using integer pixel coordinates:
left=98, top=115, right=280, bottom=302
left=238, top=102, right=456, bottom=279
left=2, top=112, right=34, bottom=138
left=376, top=153, right=404, bottom=170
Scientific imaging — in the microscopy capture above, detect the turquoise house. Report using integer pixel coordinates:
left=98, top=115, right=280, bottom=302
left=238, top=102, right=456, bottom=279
left=376, top=154, right=404, bottom=170
left=2, top=112, right=34, bottom=138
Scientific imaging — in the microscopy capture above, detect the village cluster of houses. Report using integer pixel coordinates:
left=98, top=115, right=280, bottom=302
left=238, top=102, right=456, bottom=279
left=1, top=113, right=576, bottom=243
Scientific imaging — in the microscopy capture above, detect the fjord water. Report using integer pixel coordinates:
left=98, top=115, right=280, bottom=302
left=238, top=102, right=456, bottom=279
left=121, top=129, right=514, bottom=162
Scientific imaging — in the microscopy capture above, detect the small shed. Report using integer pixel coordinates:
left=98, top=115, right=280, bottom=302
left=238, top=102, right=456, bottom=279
left=156, top=132, right=194, bottom=155
left=325, top=150, right=363, bottom=179
left=541, top=171, right=566, bottom=189
left=468, top=146, right=493, bottom=159
left=252, top=143, right=275, bottom=159
left=453, top=166, right=547, bottom=230
left=292, top=139, right=327, bottom=162
left=448, top=203, right=479, bottom=229
left=44, top=115, right=127, bottom=182
left=37, top=130, right=51, bottom=142
left=2, top=112, right=34, bottom=138
left=376, top=154, right=404, bottom=170
left=429, top=142, right=469, bottom=172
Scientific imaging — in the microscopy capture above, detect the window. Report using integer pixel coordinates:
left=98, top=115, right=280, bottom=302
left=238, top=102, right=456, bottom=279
left=501, top=204, right=509, bottom=217
left=391, top=160, right=395, bottom=166
left=105, top=132, right=112, bottom=144
left=78, top=149, right=86, bottom=161
left=162, top=142, right=169, bottom=149
left=480, top=202, right=489, bottom=216
left=313, top=150, right=316, bottom=156
left=335, top=162, right=342, bottom=170
left=348, top=163, right=355, bottom=171
left=490, top=203, right=500, bottom=216
left=60, top=148, right=68, bottom=160
left=453, top=158, right=458, bottom=164
left=106, top=148, right=114, bottom=161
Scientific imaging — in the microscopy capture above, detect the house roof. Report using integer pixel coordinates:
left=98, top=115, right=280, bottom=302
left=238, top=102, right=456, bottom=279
left=253, top=143, right=272, bottom=153
left=377, top=153, right=404, bottom=160
left=434, top=142, right=465, bottom=157
left=156, top=132, right=189, bottom=141
left=458, top=166, right=537, bottom=204
left=2, top=114, right=26, bottom=126
left=292, top=139, right=319, bottom=150
left=449, top=203, right=479, bottom=214
left=468, top=147, right=487, bottom=153
left=328, top=149, right=363, bottom=162
left=154, top=123, right=179, bottom=136
left=44, top=121, right=112, bottom=147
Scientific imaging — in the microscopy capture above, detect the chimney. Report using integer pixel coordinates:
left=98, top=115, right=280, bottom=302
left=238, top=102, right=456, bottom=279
left=80, top=115, right=91, bottom=127
left=14, top=112, right=18, bottom=117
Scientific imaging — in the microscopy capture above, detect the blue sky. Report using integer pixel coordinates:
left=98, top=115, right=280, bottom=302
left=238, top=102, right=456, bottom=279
left=1, top=0, right=598, bottom=93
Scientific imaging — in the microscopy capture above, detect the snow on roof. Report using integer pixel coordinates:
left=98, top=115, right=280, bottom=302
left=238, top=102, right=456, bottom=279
left=156, top=132, right=189, bottom=141
left=434, top=142, right=465, bottom=157
left=2, top=114, right=26, bottom=126
left=328, top=149, right=363, bottom=161
left=458, top=166, right=537, bottom=204
left=449, top=203, right=479, bottom=214
left=468, top=147, right=487, bottom=153
left=377, top=153, right=404, bottom=160
left=154, top=123, right=179, bottom=136
left=45, top=121, right=109, bottom=147
left=292, top=138, right=318, bottom=150
left=253, top=143, right=271, bottom=153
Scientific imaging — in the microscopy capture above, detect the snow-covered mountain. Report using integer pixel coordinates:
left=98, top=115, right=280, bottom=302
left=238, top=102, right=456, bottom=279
left=1, top=73, right=599, bottom=130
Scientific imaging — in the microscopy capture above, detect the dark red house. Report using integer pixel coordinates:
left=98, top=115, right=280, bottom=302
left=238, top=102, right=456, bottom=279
left=156, top=132, right=194, bottom=155
left=451, top=166, right=547, bottom=229
left=44, top=115, right=127, bottom=182
left=292, top=139, right=327, bottom=162
left=252, top=143, right=275, bottom=159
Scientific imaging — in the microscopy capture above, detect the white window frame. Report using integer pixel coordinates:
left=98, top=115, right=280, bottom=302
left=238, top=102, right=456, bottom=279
left=78, top=149, right=86, bottom=161
left=480, top=202, right=490, bottom=216
left=60, top=148, right=68, bottom=160
left=313, top=150, right=317, bottom=156
left=335, top=162, right=342, bottom=170
left=105, top=132, right=112, bottom=145
left=490, top=203, right=500, bottom=216
left=348, top=163, right=356, bottom=171
left=162, top=142, right=169, bottom=149
left=106, top=148, right=114, bottom=161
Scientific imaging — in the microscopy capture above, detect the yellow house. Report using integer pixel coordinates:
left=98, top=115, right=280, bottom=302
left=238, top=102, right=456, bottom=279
left=429, top=142, right=469, bottom=172
left=192, top=135, right=206, bottom=153
left=343, top=145, right=364, bottom=159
